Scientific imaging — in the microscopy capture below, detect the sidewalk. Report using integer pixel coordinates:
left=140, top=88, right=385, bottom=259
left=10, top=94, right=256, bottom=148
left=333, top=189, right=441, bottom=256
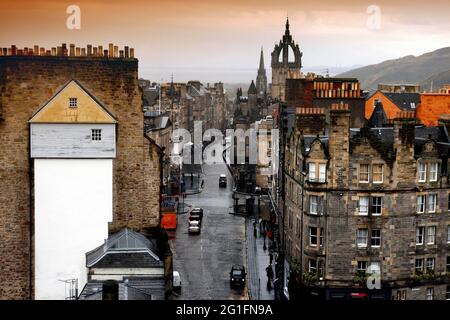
left=246, top=217, right=275, bottom=300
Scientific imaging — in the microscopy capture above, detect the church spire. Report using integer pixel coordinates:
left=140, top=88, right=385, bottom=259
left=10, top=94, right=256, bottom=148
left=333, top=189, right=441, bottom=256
left=259, top=46, right=265, bottom=71
left=285, top=16, right=290, bottom=35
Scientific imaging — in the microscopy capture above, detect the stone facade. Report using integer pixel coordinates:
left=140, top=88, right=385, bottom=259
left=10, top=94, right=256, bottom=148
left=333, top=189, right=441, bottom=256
left=271, top=18, right=302, bottom=101
left=0, top=47, right=161, bottom=299
left=282, top=104, right=450, bottom=300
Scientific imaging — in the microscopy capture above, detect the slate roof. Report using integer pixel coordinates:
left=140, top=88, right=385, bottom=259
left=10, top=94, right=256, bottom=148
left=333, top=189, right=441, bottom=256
left=79, top=276, right=165, bottom=300
left=143, top=89, right=159, bottom=106
left=383, top=92, right=420, bottom=111
left=248, top=80, right=257, bottom=95
left=86, top=228, right=163, bottom=269
left=369, top=101, right=388, bottom=127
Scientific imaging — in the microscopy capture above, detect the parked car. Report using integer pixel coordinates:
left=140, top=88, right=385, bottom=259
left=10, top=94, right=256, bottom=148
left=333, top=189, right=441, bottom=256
left=173, top=271, right=181, bottom=290
left=230, top=265, right=246, bottom=287
left=219, top=174, right=227, bottom=187
left=188, top=220, right=201, bottom=234
left=189, top=207, right=204, bottom=224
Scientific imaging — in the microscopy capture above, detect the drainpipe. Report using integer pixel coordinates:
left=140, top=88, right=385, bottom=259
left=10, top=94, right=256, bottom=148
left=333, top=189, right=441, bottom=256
left=28, top=123, right=33, bottom=300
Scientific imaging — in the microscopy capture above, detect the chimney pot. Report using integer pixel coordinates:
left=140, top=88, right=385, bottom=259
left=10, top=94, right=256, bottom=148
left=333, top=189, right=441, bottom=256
left=109, top=43, right=113, bottom=57
left=69, top=44, right=75, bottom=57
left=87, top=45, right=92, bottom=56
left=81, top=48, right=86, bottom=57
left=124, top=46, right=129, bottom=58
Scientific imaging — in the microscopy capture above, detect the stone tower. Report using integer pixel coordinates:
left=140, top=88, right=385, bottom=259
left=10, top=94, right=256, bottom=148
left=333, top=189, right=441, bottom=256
left=271, top=18, right=303, bottom=101
left=256, top=47, right=267, bottom=97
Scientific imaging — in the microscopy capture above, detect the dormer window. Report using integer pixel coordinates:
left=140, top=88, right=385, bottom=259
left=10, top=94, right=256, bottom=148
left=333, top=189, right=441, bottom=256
left=69, top=97, right=78, bottom=108
left=429, top=163, right=438, bottom=182
left=91, top=129, right=102, bottom=141
left=418, top=163, right=427, bottom=182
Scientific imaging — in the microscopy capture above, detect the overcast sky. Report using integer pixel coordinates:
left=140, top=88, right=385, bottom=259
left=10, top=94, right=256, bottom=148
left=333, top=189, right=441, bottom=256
left=1, top=0, right=450, bottom=83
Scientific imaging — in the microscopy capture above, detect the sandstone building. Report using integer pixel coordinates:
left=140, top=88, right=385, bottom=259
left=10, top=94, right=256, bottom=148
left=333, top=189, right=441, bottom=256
left=0, top=44, right=162, bottom=299
left=271, top=18, right=303, bottom=101
left=281, top=104, right=450, bottom=300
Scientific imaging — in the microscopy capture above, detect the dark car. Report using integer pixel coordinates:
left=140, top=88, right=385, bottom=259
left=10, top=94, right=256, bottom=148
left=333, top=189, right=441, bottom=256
left=230, top=265, right=246, bottom=287
left=219, top=174, right=227, bottom=187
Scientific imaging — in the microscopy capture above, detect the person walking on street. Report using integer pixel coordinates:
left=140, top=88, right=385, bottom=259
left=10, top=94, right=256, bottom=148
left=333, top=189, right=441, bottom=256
left=269, top=252, right=273, bottom=265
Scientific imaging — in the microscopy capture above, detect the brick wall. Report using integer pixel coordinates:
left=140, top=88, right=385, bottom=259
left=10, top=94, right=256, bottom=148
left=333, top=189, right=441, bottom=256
left=0, top=55, right=161, bottom=299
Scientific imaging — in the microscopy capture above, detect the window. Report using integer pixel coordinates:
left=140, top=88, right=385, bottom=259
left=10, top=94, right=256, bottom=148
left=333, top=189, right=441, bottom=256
left=357, top=261, right=367, bottom=273
left=91, top=129, right=102, bottom=141
left=429, top=163, right=438, bottom=182
left=358, top=197, right=369, bottom=215
left=448, top=226, right=450, bottom=244
left=416, top=227, right=425, bottom=245
left=426, top=226, right=436, bottom=245
left=359, top=164, right=370, bottom=183
left=308, top=163, right=316, bottom=181
left=427, top=194, right=436, bottom=213
left=371, top=197, right=382, bottom=216
left=448, top=194, right=450, bottom=211
left=446, top=286, right=450, bottom=300
left=296, top=217, right=301, bottom=237
left=318, top=164, right=326, bottom=183
left=319, top=228, right=324, bottom=247
left=447, top=256, right=450, bottom=273
left=309, top=195, right=322, bottom=215
left=69, top=97, right=78, bottom=108
left=308, top=259, right=317, bottom=274
left=357, top=229, right=368, bottom=248
left=416, top=195, right=425, bottom=213
left=426, top=288, right=434, bottom=301
left=371, top=229, right=381, bottom=247
left=368, top=262, right=381, bottom=275
left=418, top=163, right=427, bottom=182
left=372, top=164, right=383, bottom=183
left=309, top=227, right=318, bottom=246
left=415, top=258, right=424, bottom=273
left=426, top=258, right=435, bottom=272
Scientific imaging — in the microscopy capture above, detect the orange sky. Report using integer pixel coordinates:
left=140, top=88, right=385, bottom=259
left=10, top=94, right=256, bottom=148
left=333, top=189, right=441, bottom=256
left=1, top=0, right=450, bottom=82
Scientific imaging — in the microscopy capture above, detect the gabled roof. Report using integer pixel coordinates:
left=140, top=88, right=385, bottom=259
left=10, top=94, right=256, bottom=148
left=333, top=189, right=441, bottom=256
left=383, top=92, right=420, bottom=111
left=29, top=79, right=117, bottom=124
left=369, top=101, right=388, bottom=127
left=86, top=228, right=163, bottom=268
left=248, top=80, right=257, bottom=95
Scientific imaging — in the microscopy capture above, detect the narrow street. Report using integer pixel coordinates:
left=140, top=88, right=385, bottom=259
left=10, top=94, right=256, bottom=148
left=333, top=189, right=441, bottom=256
left=169, top=160, right=247, bottom=300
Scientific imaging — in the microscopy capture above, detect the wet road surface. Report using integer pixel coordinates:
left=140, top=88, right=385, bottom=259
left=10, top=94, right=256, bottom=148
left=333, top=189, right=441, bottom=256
left=169, top=161, right=247, bottom=300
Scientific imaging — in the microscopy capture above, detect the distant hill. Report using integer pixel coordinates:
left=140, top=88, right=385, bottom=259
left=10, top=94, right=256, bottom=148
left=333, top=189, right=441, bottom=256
left=337, top=47, right=450, bottom=91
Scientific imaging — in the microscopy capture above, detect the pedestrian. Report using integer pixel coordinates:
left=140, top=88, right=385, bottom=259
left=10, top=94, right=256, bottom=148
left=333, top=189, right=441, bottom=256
left=201, top=179, right=204, bottom=189
left=269, top=252, right=273, bottom=264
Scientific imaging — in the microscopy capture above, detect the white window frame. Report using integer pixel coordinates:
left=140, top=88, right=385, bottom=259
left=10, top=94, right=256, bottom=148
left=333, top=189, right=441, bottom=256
left=318, top=163, right=326, bottom=183
left=372, top=164, right=383, bottom=184
left=447, top=226, right=450, bottom=244
left=371, top=197, right=382, bottom=216
left=368, top=262, right=381, bottom=275
left=69, top=97, right=78, bottom=108
left=308, top=162, right=316, bottom=182
left=416, top=227, right=425, bottom=245
left=426, top=288, right=434, bottom=301
left=358, top=197, right=369, bottom=215
left=359, top=164, right=370, bottom=183
left=418, top=163, right=427, bottom=182
left=427, top=194, right=436, bottom=213
left=356, top=229, right=368, bottom=248
left=427, top=226, right=436, bottom=245
left=429, top=163, right=438, bottom=182
left=371, top=229, right=381, bottom=247
left=309, top=195, right=318, bottom=215
left=426, top=258, right=435, bottom=272
left=415, top=258, right=424, bottom=273
left=357, top=261, right=368, bottom=273
left=308, top=259, right=317, bottom=274
left=416, top=195, right=425, bottom=214
left=91, top=129, right=102, bottom=141
left=309, top=227, right=318, bottom=247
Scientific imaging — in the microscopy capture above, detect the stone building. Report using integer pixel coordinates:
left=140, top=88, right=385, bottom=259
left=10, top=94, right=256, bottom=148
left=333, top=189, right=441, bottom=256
left=256, top=47, right=268, bottom=97
left=281, top=103, right=450, bottom=300
left=271, top=18, right=303, bottom=101
left=0, top=44, right=162, bottom=299
left=286, top=77, right=366, bottom=128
